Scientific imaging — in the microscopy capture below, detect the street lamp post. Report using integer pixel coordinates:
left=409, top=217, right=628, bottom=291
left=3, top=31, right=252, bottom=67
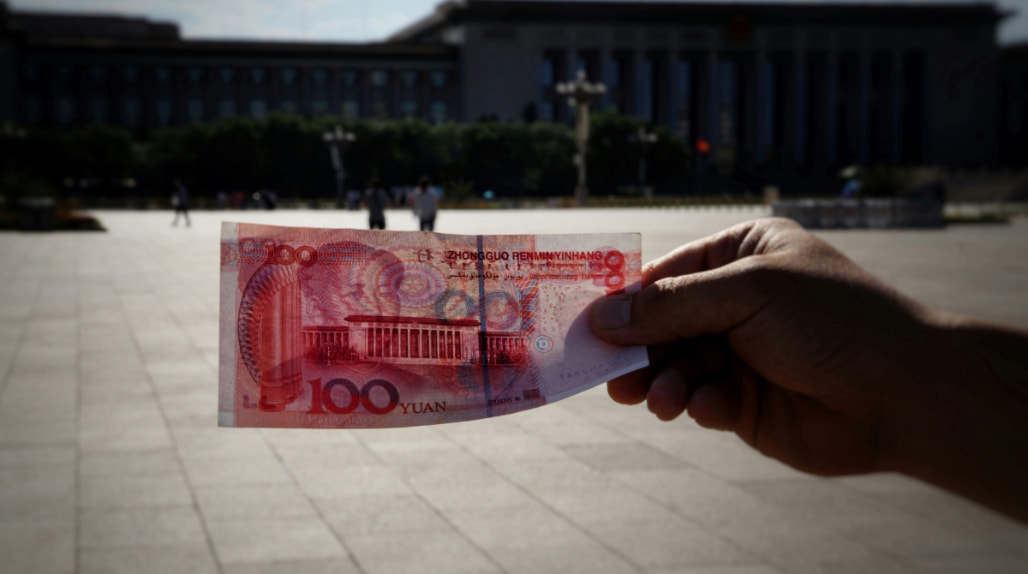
left=628, top=126, right=658, bottom=198
left=322, top=125, right=355, bottom=208
left=556, top=70, right=605, bottom=206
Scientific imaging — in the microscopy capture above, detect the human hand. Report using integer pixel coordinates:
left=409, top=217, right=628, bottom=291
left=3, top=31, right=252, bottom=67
left=589, top=218, right=941, bottom=477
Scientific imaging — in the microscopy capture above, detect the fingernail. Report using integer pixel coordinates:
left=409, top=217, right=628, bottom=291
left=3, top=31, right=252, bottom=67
left=591, top=295, right=632, bottom=330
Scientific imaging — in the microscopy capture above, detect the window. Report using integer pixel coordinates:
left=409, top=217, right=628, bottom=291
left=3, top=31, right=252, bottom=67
left=343, top=70, right=360, bottom=86
left=401, top=100, right=418, bottom=118
left=311, top=68, right=327, bottom=86
left=371, top=70, right=388, bottom=87
left=607, top=59, right=621, bottom=88
left=157, top=99, right=172, bottom=125
left=281, top=100, right=297, bottom=113
left=55, top=65, right=73, bottom=83
left=89, top=66, right=106, bottom=84
left=430, top=101, right=447, bottom=125
left=123, top=67, right=139, bottom=83
left=188, top=99, right=205, bottom=122
left=639, top=58, right=654, bottom=122
left=312, top=100, right=328, bottom=115
left=55, top=97, right=76, bottom=123
left=431, top=71, right=448, bottom=88
left=401, top=71, right=418, bottom=88
left=250, top=99, right=267, bottom=119
left=22, top=96, right=42, bottom=123
left=219, top=99, right=236, bottom=118
left=157, top=67, right=170, bottom=84
left=220, top=67, right=235, bottom=84
left=539, top=101, right=554, bottom=122
left=372, top=100, right=389, bottom=118
left=91, top=99, right=107, bottom=122
left=250, top=68, right=265, bottom=84
left=124, top=99, right=140, bottom=125
left=189, top=67, right=203, bottom=84
left=281, top=68, right=297, bottom=86
left=342, top=100, right=359, bottom=119
left=539, top=59, right=554, bottom=87
left=22, top=63, right=40, bottom=83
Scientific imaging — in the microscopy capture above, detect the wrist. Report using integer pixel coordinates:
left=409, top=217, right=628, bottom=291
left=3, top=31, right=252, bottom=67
left=884, top=310, right=1028, bottom=522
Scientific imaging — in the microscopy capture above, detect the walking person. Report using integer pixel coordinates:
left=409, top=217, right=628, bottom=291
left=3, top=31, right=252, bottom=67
left=413, top=176, right=438, bottom=232
left=171, top=179, right=190, bottom=227
left=364, top=178, right=390, bottom=230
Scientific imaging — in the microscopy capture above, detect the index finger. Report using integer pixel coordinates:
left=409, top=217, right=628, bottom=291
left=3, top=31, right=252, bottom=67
left=644, top=218, right=799, bottom=285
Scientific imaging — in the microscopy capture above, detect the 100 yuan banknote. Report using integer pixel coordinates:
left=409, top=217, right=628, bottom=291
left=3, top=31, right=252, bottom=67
left=219, top=222, right=647, bottom=428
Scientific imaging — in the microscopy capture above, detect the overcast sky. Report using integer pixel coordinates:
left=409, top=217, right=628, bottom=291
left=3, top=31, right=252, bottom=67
left=9, top=0, right=1028, bottom=45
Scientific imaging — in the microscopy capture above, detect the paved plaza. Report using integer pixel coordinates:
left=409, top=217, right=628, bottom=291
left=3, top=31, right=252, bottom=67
left=2, top=206, right=1027, bottom=574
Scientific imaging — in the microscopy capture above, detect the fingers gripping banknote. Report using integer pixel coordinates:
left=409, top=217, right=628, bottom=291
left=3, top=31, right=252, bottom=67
left=219, top=223, right=647, bottom=428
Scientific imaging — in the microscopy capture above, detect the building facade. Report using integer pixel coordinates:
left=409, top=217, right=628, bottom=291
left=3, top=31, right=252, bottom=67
left=0, top=3, right=460, bottom=129
left=1, top=0, right=1024, bottom=180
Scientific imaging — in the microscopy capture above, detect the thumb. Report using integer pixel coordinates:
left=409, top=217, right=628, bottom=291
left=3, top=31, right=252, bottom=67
left=590, top=260, right=771, bottom=346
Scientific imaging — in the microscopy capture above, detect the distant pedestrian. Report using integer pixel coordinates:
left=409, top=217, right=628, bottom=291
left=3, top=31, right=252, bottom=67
left=364, top=178, right=390, bottom=230
left=171, top=179, right=190, bottom=227
left=413, top=176, right=438, bottom=232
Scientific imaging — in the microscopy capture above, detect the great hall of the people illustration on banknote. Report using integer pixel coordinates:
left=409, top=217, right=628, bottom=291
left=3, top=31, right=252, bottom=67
left=219, top=223, right=648, bottom=429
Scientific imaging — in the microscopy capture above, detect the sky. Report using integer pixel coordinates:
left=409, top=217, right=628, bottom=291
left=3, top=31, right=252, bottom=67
left=9, top=0, right=1028, bottom=45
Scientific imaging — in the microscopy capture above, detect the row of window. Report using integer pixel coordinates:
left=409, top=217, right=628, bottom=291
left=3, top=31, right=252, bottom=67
left=23, top=63, right=452, bottom=89
left=22, top=96, right=450, bottom=126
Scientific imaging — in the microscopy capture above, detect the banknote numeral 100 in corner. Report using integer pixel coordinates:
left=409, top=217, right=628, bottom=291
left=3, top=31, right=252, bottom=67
left=306, top=378, right=400, bottom=415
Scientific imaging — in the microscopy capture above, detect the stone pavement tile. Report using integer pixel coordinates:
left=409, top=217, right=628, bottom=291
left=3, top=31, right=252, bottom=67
left=293, top=464, right=414, bottom=501
left=589, top=518, right=754, bottom=570
left=866, top=487, right=1028, bottom=553
left=194, top=484, right=317, bottom=521
left=346, top=529, right=501, bottom=574
left=275, top=443, right=382, bottom=473
left=0, top=416, right=77, bottom=446
left=413, top=474, right=535, bottom=511
left=0, top=522, right=74, bottom=574
left=206, top=517, right=347, bottom=564
left=78, top=423, right=173, bottom=453
left=445, top=502, right=595, bottom=551
left=79, top=506, right=207, bottom=549
left=735, top=478, right=909, bottom=531
left=437, top=418, right=569, bottom=463
left=221, top=558, right=362, bottom=574
left=79, top=472, right=193, bottom=509
left=535, top=484, right=681, bottom=527
left=0, top=465, right=76, bottom=527
left=489, top=456, right=614, bottom=491
left=79, top=543, right=220, bottom=574
left=903, top=554, right=1028, bottom=573
left=781, top=555, right=915, bottom=574
left=562, top=443, right=692, bottom=472
left=838, top=513, right=1004, bottom=558
left=79, top=448, right=181, bottom=477
left=321, top=494, right=451, bottom=537
left=611, top=469, right=769, bottom=527
left=510, top=404, right=633, bottom=446
left=637, top=430, right=806, bottom=482
left=173, top=427, right=276, bottom=460
left=180, top=453, right=294, bottom=487
left=0, top=444, right=75, bottom=467
left=708, top=509, right=882, bottom=571
left=260, top=428, right=360, bottom=448
left=157, top=389, right=217, bottom=423
left=79, top=382, right=156, bottom=407
left=649, top=566, right=783, bottom=574
left=488, top=540, right=641, bottom=574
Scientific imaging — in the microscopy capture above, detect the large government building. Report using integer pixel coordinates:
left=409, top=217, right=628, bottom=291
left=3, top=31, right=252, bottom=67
left=1, top=0, right=1025, bottom=180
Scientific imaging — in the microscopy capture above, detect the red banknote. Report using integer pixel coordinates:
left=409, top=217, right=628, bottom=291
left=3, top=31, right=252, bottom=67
left=219, top=223, right=647, bottom=428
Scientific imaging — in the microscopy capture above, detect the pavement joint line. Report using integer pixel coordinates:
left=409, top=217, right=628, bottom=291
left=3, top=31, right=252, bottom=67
left=111, top=233, right=227, bottom=574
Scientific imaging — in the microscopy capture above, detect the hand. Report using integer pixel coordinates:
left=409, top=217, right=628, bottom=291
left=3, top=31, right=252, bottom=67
left=590, top=218, right=1028, bottom=521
